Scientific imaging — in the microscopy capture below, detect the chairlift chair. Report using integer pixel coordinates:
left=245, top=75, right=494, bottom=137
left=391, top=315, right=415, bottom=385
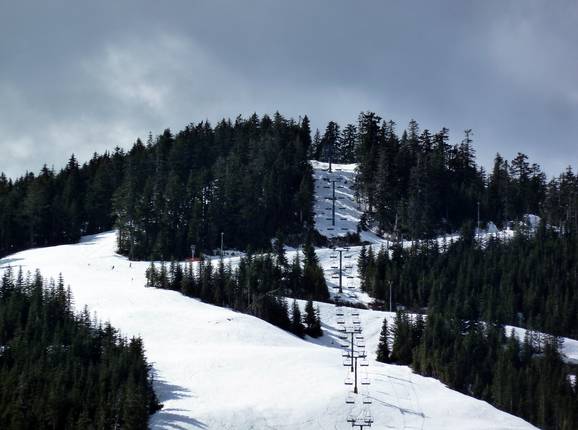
left=345, top=393, right=355, bottom=404
left=344, top=374, right=354, bottom=385
left=363, top=414, right=374, bottom=425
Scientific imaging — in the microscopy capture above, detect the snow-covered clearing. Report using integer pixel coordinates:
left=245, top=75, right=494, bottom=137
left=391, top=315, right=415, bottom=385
left=0, top=232, right=539, bottom=429
left=0, top=161, right=561, bottom=429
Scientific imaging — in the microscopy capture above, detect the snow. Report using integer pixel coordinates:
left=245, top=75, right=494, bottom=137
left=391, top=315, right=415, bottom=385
left=0, top=232, right=538, bottom=429
left=311, top=160, right=365, bottom=240
left=505, top=325, right=578, bottom=365
left=0, top=161, right=554, bottom=429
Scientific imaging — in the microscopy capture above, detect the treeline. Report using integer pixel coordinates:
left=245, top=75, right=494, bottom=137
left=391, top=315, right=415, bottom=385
left=0, top=113, right=314, bottom=260
left=359, top=224, right=578, bottom=339
left=377, top=312, right=578, bottom=430
left=145, top=238, right=325, bottom=338
left=316, top=112, right=577, bottom=239
left=0, top=268, right=160, bottom=429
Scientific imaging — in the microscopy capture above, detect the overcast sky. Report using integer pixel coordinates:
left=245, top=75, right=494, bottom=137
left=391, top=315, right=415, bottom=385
left=1, top=0, right=577, bottom=178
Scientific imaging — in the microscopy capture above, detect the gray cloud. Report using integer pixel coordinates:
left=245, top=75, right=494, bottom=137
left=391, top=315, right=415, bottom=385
left=0, top=0, right=576, bottom=178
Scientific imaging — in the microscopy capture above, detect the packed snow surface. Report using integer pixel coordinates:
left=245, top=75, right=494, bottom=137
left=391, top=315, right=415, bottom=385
left=1, top=232, right=542, bottom=430
left=0, top=161, right=561, bottom=429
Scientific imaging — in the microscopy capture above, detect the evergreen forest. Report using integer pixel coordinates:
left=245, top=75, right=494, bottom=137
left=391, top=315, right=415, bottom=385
left=144, top=236, right=325, bottom=338
left=0, top=113, right=315, bottom=260
left=359, top=223, right=578, bottom=339
left=376, top=310, right=578, bottom=430
left=0, top=268, right=160, bottom=429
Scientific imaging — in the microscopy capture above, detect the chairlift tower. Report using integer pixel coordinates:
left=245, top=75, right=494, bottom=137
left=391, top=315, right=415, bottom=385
left=334, top=248, right=344, bottom=293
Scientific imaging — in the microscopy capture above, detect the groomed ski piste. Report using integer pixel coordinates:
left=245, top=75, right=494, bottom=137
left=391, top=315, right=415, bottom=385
left=1, top=161, right=575, bottom=429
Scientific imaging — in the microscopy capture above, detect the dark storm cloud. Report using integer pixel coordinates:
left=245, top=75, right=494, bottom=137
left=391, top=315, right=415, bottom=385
left=1, top=0, right=576, bottom=178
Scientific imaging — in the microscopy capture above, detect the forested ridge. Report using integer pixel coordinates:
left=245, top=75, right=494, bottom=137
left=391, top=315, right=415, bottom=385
left=313, top=112, right=577, bottom=239
left=0, top=113, right=315, bottom=260
left=0, top=268, right=160, bottom=429
left=2, top=111, right=576, bottom=260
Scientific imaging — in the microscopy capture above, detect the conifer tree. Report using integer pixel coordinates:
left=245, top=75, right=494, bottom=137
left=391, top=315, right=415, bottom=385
left=376, top=317, right=391, bottom=363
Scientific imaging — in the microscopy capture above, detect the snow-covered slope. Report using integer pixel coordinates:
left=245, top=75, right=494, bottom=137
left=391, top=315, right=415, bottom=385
left=0, top=232, right=539, bottom=430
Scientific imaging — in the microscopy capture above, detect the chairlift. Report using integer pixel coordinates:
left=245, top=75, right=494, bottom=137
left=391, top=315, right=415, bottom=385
left=347, top=276, right=355, bottom=280
left=327, top=227, right=335, bottom=231
left=341, top=227, right=349, bottom=231
left=344, top=374, right=354, bottom=385
left=331, top=265, right=338, bottom=269
left=361, top=376, right=370, bottom=386
left=353, top=318, right=361, bottom=325
left=330, top=254, right=337, bottom=258
left=345, top=393, right=355, bottom=404
left=360, top=358, right=370, bottom=367
left=362, top=395, right=373, bottom=405
left=351, top=309, right=360, bottom=316
left=331, top=274, right=339, bottom=279
left=343, top=358, right=352, bottom=367
left=337, top=318, right=345, bottom=325
left=363, top=414, right=374, bottom=425
left=357, top=340, right=366, bottom=348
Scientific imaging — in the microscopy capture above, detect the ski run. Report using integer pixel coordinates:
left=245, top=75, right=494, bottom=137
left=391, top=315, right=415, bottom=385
left=2, top=162, right=575, bottom=429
